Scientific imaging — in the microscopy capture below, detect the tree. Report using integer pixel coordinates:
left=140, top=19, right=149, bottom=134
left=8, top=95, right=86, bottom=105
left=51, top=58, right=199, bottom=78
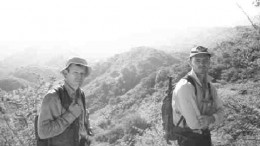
left=236, top=2, right=259, bottom=33
left=253, top=0, right=260, bottom=7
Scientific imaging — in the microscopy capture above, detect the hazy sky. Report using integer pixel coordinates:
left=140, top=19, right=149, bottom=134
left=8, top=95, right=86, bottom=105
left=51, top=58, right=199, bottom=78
left=0, top=0, right=259, bottom=60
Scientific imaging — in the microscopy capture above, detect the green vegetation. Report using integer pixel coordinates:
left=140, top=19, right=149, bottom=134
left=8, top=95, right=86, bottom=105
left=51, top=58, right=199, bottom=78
left=0, top=77, right=29, bottom=92
left=0, top=78, right=54, bottom=146
left=1, top=24, right=260, bottom=146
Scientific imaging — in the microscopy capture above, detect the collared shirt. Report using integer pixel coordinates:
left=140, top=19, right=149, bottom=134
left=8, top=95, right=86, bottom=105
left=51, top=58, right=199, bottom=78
left=63, top=81, right=89, bottom=139
left=172, top=69, right=224, bottom=130
left=38, top=81, right=88, bottom=139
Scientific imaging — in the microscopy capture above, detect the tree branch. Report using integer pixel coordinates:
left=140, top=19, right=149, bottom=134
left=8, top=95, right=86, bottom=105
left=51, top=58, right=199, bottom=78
left=236, top=2, right=259, bottom=31
left=3, top=115, right=25, bottom=145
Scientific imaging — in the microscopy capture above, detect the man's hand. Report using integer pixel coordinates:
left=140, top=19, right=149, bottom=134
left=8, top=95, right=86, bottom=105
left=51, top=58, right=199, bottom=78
left=198, top=115, right=215, bottom=128
left=68, top=103, right=82, bottom=118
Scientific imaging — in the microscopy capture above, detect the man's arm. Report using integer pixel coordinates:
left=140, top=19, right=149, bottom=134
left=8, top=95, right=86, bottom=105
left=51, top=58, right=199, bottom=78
left=37, top=92, right=78, bottom=139
left=175, top=79, right=202, bottom=129
left=211, top=86, right=224, bottom=125
left=198, top=85, right=225, bottom=127
left=84, top=109, right=94, bottom=136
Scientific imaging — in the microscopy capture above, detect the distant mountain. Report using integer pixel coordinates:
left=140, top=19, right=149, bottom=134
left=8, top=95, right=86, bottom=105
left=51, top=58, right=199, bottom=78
left=0, top=77, right=30, bottom=92
left=0, top=47, right=79, bottom=71
left=0, top=67, right=8, bottom=79
left=83, top=47, right=180, bottom=111
left=156, top=26, right=252, bottom=53
left=1, top=25, right=255, bottom=72
left=0, top=65, right=62, bottom=91
left=83, top=24, right=260, bottom=145
left=1, top=24, right=259, bottom=145
left=0, top=46, right=87, bottom=86
left=11, top=66, right=62, bottom=83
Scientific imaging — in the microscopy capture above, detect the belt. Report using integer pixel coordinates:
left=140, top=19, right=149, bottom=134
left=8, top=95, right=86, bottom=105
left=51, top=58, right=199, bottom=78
left=192, top=129, right=210, bottom=135
left=192, top=129, right=203, bottom=134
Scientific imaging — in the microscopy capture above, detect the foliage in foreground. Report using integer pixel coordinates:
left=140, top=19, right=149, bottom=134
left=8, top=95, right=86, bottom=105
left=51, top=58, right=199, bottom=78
left=0, top=78, right=55, bottom=146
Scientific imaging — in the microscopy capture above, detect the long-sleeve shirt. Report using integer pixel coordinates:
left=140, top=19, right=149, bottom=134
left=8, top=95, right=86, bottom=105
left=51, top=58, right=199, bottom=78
left=37, top=81, right=88, bottom=139
left=172, top=69, right=224, bottom=130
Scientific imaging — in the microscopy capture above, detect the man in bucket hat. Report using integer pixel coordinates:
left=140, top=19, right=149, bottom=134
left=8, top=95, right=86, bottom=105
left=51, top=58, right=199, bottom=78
left=37, top=57, right=93, bottom=146
left=171, top=46, right=224, bottom=146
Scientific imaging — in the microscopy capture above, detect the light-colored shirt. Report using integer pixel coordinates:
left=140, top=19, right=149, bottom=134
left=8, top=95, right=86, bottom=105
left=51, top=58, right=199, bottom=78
left=38, top=81, right=88, bottom=139
left=172, top=69, right=224, bottom=130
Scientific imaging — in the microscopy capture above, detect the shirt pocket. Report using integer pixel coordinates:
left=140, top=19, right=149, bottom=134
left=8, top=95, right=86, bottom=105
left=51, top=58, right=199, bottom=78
left=203, top=100, right=217, bottom=116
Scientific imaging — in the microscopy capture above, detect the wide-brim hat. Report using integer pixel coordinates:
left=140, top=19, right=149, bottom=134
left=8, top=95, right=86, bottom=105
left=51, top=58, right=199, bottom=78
left=60, top=57, right=91, bottom=76
left=189, top=46, right=212, bottom=58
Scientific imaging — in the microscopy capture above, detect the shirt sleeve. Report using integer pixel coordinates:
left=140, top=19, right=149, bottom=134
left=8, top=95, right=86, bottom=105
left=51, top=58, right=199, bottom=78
left=37, top=92, right=77, bottom=139
left=211, top=86, right=225, bottom=126
left=175, top=79, right=202, bottom=129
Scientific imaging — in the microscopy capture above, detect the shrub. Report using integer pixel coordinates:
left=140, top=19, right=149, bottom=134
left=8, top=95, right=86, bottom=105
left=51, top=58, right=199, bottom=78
left=95, top=125, right=124, bottom=144
left=0, top=77, right=54, bottom=146
left=122, top=114, right=150, bottom=136
left=97, top=119, right=112, bottom=130
left=0, top=77, right=27, bottom=92
left=216, top=82, right=260, bottom=145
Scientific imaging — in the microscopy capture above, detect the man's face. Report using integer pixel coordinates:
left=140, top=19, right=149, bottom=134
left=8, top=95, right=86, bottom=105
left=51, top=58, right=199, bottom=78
left=190, top=54, right=211, bottom=74
left=64, top=64, right=87, bottom=89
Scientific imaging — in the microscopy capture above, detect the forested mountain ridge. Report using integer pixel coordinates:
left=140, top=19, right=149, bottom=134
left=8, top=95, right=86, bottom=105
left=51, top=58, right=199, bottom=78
left=84, top=25, right=260, bottom=146
left=156, top=26, right=239, bottom=53
left=83, top=47, right=180, bottom=111
left=1, top=24, right=260, bottom=145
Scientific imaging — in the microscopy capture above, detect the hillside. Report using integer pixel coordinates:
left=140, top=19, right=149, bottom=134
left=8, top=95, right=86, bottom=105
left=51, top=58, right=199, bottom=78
left=0, top=66, right=62, bottom=92
left=11, top=66, right=62, bottom=83
left=0, top=46, right=81, bottom=74
left=0, top=25, right=252, bottom=70
left=0, top=77, right=29, bottom=92
left=84, top=26, right=260, bottom=146
left=83, top=47, right=180, bottom=111
left=155, top=27, right=237, bottom=53
left=1, top=24, right=260, bottom=146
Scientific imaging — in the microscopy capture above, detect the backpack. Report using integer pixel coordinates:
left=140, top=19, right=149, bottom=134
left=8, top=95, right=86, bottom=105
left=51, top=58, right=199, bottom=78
left=161, top=75, right=197, bottom=144
left=34, top=86, right=86, bottom=146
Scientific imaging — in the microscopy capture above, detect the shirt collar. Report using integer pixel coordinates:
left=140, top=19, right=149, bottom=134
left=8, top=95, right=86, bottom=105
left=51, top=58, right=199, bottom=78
left=188, top=69, right=213, bottom=86
left=64, top=80, right=77, bottom=98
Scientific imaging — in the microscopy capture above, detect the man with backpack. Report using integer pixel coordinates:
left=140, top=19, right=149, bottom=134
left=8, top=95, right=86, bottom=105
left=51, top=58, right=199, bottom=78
left=171, top=46, right=224, bottom=146
left=37, top=57, right=93, bottom=146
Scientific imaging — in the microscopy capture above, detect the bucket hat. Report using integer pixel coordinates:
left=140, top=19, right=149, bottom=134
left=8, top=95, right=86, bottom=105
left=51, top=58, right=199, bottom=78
left=189, top=46, right=212, bottom=58
left=61, top=57, right=91, bottom=76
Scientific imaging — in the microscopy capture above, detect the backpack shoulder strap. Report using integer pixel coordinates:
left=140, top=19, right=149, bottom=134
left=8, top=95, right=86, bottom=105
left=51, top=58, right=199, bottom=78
left=80, top=89, right=86, bottom=110
left=54, top=85, right=70, bottom=110
left=175, top=75, right=197, bottom=127
left=54, top=85, right=63, bottom=100
left=55, top=85, right=63, bottom=103
left=176, top=116, right=184, bottom=127
left=184, top=75, right=197, bottom=96
left=34, top=115, right=39, bottom=138
left=208, top=82, right=213, bottom=101
left=55, top=85, right=86, bottom=110
left=80, top=89, right=93, bottom=136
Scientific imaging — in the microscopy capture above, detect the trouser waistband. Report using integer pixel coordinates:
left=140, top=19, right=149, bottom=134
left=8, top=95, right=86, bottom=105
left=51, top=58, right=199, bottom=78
left=192, top=129, right=210, bottom=135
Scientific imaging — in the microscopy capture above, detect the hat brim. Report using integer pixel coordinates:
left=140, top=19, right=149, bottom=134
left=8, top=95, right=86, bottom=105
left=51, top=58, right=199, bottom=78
left=189, top=52, right=212, bottom=58
left=60, top=64, right=91, bottom=77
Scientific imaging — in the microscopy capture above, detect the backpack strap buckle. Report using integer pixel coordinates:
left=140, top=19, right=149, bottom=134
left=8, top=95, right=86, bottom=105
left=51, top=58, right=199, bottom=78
left=192, top=129, right=203, bottom=134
